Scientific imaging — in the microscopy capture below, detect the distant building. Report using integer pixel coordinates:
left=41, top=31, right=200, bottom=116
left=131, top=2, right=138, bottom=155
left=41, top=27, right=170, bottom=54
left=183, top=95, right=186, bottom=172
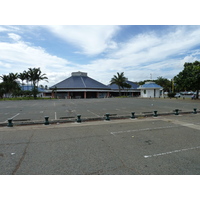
left=49, top=72, right=111, bottom=99
left=21, top=85, right=52, bottom=97
left=138, top=81, right=163, bottom=98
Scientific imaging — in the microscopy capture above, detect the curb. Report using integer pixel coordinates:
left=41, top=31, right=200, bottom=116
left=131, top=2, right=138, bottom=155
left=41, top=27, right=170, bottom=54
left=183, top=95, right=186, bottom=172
left=0, top=110, right=199, bottom=127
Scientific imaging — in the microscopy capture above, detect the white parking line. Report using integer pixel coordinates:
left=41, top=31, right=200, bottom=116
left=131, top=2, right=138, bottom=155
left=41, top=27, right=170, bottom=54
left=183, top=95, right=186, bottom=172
left=4, top=113, right=20, bottom=122
left=144, top=146, right=200, bottom=158
left=87, top=110, right=100, bottom=117
left=110, top=125, right=179, bottom=136
left=55, top=112, right=57, bottom=120
left=11, top=113, right=20, bottom=119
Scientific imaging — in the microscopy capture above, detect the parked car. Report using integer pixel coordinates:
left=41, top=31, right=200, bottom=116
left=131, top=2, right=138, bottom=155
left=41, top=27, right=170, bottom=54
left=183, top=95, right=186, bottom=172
left=175, top=93, right=181, bottom=98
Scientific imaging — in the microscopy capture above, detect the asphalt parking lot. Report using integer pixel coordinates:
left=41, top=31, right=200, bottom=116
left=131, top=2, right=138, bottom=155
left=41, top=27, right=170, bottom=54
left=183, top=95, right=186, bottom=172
left=1, top=101, right=200, bottom=174
left=0, top=97, right=199, bottom=124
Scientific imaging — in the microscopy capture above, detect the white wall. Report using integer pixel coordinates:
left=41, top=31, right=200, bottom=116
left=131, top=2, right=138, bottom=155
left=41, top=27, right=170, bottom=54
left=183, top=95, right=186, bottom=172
left=141, top=89, right=161, bottom=98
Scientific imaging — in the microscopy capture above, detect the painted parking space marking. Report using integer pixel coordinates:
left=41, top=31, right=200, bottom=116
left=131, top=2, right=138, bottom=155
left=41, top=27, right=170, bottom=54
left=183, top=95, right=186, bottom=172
left=163, top=118, right=200, bottom=131
left=4, top=113, right=20, bottom=122
left=144, top=146, right=200, bottom=158
left=110, top=125, right=179, bottom=136
left=87, top=110, right=101, bottom=117
left=11, top=113, right=20, bottom=119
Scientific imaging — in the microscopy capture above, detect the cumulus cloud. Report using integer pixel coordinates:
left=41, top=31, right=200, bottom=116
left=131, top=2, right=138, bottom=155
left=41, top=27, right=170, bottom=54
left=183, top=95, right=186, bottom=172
left=2, top=25, right=200, bottom=86
left=0, top=39, right=73, bottom=85
left=45, top=25, right=120, bottom=55
left=8, top=33, right=22, bottom=41
left=73, top=26, right=200, bottom=83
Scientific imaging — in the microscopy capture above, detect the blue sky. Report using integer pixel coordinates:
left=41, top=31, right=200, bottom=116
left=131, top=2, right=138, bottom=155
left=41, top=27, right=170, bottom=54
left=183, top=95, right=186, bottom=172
left=1, top=25, right=200, bottom=87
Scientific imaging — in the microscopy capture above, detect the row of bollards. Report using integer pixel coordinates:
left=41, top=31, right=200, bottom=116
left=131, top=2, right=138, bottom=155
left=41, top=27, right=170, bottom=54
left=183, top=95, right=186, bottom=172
left=6, top=108, right=198, bottom=127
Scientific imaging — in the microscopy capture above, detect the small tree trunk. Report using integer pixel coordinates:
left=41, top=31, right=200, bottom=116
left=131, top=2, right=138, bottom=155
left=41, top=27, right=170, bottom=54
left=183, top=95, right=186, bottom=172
left=118, top=86, right=121, bottom=96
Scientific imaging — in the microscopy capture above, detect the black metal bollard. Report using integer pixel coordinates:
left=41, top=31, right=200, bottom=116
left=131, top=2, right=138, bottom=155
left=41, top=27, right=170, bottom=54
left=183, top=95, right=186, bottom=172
left=77, top=114, right=81, bottom=123
left=193, top=108, right=197, bottom=114
left=44, top=116, right=49, bottom=125
left=153, top=111, right=158, bottom=117
left=105, top=113, right=110, bottom=121
left=7, top=118, right=13, bottom=127
left=131, top=112, right=135, bottom=119
left=174, top=109, right=179, bottom=115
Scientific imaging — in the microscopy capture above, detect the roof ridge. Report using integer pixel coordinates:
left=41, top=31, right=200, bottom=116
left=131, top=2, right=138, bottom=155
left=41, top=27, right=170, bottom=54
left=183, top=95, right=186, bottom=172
left=80, top=76, right=86, bottom=88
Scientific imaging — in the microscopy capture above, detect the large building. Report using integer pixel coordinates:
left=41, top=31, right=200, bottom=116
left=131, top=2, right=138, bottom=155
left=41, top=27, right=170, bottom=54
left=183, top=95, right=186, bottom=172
left=49, top=72, right=163, bottom=99
left=50, top=72, right=111, bottom=99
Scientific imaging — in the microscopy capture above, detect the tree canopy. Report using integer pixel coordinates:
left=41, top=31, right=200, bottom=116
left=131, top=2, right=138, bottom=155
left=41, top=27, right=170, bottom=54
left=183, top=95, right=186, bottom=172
left=110, top=72, right=127, bottom=96
left=0, top=67, right=48, bottom=99
left=174, top=61, right=200, bottom=98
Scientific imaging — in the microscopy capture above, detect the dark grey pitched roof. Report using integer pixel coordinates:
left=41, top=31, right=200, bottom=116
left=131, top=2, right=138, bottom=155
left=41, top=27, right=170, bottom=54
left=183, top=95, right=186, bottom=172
left=50, top=72, right=110, bottom=90
left=108, top=80, right=139, bottom=90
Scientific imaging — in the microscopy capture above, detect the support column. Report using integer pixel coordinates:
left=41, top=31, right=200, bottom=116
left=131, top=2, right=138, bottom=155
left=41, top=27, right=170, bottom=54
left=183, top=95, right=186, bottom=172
left=96, top=92, right=99, bottom=98
left=84, top=91, right=87, bottom=99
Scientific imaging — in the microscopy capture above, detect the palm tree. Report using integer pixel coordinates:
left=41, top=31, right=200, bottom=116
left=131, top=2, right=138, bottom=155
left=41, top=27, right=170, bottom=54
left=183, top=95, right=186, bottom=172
left=18, top=72, right=26, bottom=90
left=0, top=73, right=20, bottom=97
left=123, top=82, right=132, bottom=96
left=24, top=70, right=30, bottom=86
left=110, top=72, right=127, bottom=96
left=28, top=67, right=48, bottom=98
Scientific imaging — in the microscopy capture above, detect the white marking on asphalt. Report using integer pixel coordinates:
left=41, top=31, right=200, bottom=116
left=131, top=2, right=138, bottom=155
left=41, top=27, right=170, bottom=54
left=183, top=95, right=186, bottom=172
left=11, top=113, right=20, bottom=119
left=40, top=111, right=44, bottom=113
left=55, top=112, right=57, bottom=120
left=144, top=146, right=200, bottom=158
left=110, top=125, right=179, bottom=135
left=87, top=110, right=100, bottom=117
left=4, top=113, right=21, bottom=122
left=162, top=118, right=200, bottom=131
left=54, top=102, right=56, bottom=107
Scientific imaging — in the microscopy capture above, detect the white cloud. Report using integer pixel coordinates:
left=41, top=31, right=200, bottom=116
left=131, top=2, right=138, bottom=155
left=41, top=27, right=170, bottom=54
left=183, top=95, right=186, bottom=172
left=45, top=25, right=120, bottom=55
left=0, top=40, right=73, bottom=85
left=8, top=33, right=22, bottom=41
left=73, top=26, right=200, bottom=83
left=2, top=25, right=200, bottom=87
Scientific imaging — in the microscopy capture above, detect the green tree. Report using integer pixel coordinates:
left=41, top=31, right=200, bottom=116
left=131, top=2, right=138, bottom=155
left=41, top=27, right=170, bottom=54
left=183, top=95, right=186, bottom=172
left=110, top=72, right=127, bottom=96
left=174, top=61, right=200, bottom=99
left=28, top=67, right=48, bottom=98
left=0, top=73, right=21, bottom=97
left=122, top=82, right=132, bottom=96
left=18, top=71, right=27, bottom=88
left=155, top=76, right=171, bottom=92
left=0, top=83, right=5, bottom=98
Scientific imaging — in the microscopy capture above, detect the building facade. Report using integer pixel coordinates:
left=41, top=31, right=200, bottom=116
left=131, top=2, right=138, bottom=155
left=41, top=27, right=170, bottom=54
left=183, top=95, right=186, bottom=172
left=138, top=81, right=163, bottom=98
left=50, top=72, right=111, bottom=99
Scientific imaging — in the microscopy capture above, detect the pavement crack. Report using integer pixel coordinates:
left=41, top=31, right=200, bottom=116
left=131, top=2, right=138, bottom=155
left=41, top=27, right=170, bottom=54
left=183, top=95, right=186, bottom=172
left=12, top=133, right=34, bottom=175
